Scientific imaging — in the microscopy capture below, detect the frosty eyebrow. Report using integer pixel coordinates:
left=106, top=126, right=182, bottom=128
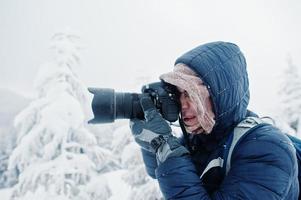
left=179, top=90, right=189, bottom=98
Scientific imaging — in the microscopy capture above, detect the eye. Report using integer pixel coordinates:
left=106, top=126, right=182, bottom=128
left=184, top=91, right=189, bottom=98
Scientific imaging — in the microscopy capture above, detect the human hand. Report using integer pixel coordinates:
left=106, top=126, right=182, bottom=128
left=130, top=95, right=172, bottom=152
left=130, top=95, right=189, bottom=164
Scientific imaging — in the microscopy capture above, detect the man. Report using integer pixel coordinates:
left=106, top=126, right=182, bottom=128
left=130, top=41, right=299, bottom=199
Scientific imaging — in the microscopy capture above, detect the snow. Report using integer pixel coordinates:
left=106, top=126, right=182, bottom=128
left=275, top=57, right=301, bottom=136
left=0, top=188, right=12, bottom=200
left=4, top=31, right=122, bottom=200
left=0, top=167, right=160, bottom=200
left=104, top=170, right=131, bottom=200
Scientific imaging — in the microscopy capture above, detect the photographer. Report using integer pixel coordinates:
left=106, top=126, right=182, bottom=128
left=129, top=42, right=299, bottom=199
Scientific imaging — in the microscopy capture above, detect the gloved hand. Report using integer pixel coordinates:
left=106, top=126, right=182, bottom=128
left=130, top=95, right=189, bottom=164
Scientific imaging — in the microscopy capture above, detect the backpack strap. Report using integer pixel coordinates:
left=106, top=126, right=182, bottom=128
left=199, top=116, right=269, bottom=179
left=225, top=117, right=266, bottom=175
left=200, top=157, right=224, bottom=179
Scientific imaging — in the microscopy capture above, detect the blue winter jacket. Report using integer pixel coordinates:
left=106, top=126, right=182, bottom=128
left=141, top=42, right=299, bottom=199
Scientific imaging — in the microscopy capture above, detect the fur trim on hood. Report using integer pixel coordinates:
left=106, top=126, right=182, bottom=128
left=160, top=63, right=215, bottom=134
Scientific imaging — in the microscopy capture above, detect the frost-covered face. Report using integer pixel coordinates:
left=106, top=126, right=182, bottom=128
left=160, top=63, right=216, bottom=134
left=178, top=87, right=204, bottom=134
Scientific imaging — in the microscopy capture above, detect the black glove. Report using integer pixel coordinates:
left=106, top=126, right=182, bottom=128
left=130, top=96, right=189, bottom=164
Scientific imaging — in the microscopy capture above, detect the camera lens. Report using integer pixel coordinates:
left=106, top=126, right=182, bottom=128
left=88, top=88, right=143, bottom=123
left=88, top=81, right=179, bottom=124
left=88, top=88, right=116, bottom=123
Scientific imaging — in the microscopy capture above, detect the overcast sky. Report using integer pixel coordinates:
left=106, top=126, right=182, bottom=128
left=0, top=0, right=300, bottom=116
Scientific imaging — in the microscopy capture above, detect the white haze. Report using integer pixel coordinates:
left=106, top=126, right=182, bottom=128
left=0, top=0, right=300, bottom=118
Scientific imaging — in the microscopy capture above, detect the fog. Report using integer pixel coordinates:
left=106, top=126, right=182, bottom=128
left=0, top=0, right=301, bottom=115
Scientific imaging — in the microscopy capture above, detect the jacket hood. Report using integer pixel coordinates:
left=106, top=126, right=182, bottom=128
left=175, top=41, right=249, bottom=140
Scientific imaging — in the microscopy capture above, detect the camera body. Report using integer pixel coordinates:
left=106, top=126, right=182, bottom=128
left=88, top=81, right=180, bottom=124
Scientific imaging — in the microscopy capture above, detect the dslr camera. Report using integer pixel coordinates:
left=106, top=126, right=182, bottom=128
left=88, top=81, right=180, bottom=123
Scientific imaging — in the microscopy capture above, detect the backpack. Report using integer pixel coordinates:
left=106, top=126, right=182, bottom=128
left=225, top=117, right=301, bottom=196
left=199, top=117, right=301, bottom=195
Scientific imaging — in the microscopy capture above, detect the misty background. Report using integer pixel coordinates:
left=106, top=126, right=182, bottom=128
left=0, top=0, right=300, bottom=115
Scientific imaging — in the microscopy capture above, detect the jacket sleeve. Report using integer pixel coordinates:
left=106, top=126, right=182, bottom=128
left=141, top=149, right=158, bottom=179
left=155, top=128, right=299, bottom=199
left=156, top=156, right=209, bottom=199
left=212, top=133, right=299, bottom=199
left=140, top=136, right=186, bottom=179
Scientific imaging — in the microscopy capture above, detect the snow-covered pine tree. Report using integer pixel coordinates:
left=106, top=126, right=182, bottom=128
left=111, top=74, right=163, bottom=199
left=7, top=30, right=118, bottom=200
left=0, top=150, right=10, bottom=188
left=0, top=147, right=18, bottom=189
left=279, top=56, right=301, bottom=136
left=120, top=142, right=163, bottom=200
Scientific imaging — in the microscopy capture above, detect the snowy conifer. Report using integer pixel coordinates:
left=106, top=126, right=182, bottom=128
left=8, top=30, right=115, bottom=200
left=118, top=134, right=163, bottom=199
left=279, top=56, right=301, bottom=136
